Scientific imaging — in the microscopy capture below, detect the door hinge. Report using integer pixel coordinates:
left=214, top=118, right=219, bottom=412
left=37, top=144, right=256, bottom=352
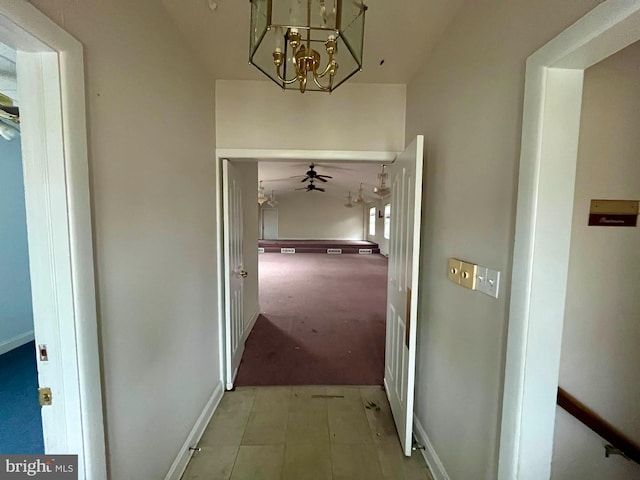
left=39, top=387, right=53, bottom=406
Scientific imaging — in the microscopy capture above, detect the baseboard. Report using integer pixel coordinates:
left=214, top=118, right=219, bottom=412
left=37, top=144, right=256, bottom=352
left=0, top=330, right=35, bottom=355
left=164, top=381, right=224, bottom=480
left=413, top=414, right=451, bottom=480
left=241, top=307, right=260, bottom=344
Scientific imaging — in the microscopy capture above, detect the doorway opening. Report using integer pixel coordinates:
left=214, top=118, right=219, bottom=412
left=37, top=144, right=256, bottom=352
left=217, top=139, right=424, bottom=457
left=499, top=3, right=640, bottom=478
left=237, top=159, right=390, bottom=387
left=0, top=3, right=105, bottom=478
left=0, top=56, right=43, bottom=451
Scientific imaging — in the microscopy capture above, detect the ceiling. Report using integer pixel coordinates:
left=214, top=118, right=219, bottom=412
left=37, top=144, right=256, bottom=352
left=160, top=1, right=465, bottom=200
left=0, top=42, right=17, bottom=102
left=259, top=160, right=387, bottom=201
left=161, top=0, right=464, bottom=84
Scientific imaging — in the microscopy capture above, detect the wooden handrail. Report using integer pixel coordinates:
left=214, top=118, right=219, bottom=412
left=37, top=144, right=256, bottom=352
left=557, top=387, right=640, bottom=465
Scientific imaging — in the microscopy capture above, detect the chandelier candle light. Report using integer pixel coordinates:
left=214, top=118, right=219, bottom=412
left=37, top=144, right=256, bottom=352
left=250, top=0, right=367, bottom=93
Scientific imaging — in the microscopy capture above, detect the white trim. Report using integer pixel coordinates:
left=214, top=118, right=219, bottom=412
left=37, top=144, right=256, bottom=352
left=0, top=2, right=106, bottom=479
left=498, top=2, right=640, bottom=479
left=413, top=414, right=450, bottom=480
left=215, top=155, right=226, bottom=388
left=0, top=330, right=35, bottom=355
left=241, top=307, right=260, bottom=344
left=216, top=148, right=397, bottom=163
left=163, top=382, right=225, bottom=480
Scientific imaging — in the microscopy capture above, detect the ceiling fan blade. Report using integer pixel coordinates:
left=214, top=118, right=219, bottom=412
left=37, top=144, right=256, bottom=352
left=300, top=177, right=310, bottom=182
left=315, top=176, right=328, bottom=182
left=295, top=186, right=308, bottom=190
left=316, top=174, right=333, bottom=179
left=316, top=187, right=326, bottom=192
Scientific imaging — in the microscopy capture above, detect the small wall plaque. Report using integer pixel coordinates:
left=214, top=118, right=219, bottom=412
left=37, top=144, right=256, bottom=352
left=588, top=199, right=638, bottom=227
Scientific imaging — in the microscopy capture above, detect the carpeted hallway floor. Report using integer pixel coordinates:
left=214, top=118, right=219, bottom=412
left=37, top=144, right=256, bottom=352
left=235, top=253, right=388, bottom=386
left=0, top=341, right=44, bottom=454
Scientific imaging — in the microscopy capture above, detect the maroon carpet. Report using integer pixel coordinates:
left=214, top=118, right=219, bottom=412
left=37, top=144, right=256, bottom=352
left=235, top=253, right=388, bottom=386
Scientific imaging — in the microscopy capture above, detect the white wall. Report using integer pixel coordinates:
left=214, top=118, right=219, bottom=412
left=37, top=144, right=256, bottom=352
left=29, top=2, right=219, bottom=479
left=235, top=162, right=260, bottom=329
left=365, top=199, right=389, bottom=256
left=215, top=80, right=406, bottom=152
left=551, top=40, right=640, bottom=480
left=0, top=134, right=33, bottom=353
left=404, top=1, right=601, bottom=478
left=275, top=193, right=364, bottom=240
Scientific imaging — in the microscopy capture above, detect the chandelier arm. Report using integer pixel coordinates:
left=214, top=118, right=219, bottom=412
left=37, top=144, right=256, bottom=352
left=315, top=59, right=334, bottom=79
left=311, top=72, right=331, bottom=91
left=275, top=67, right=300, bottom=85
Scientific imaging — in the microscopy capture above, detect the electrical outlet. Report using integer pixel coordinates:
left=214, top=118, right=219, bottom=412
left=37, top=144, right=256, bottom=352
left=448, top=258, right=462, bottom=284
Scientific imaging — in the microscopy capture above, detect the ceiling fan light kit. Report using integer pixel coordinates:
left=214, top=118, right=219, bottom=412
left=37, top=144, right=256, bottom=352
left=249, top=0, right=366, bottom=93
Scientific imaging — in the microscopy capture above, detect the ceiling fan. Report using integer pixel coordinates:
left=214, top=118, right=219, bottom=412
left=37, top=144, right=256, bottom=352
left=296, top=179, right=325, bottom=192
left=291, top=163, right=333, bottom=183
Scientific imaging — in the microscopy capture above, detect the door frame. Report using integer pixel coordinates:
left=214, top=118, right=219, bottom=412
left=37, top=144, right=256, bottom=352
left=0, top=2, right=106, bottom=478
left=498, top=2, right=640, bottom=479
left=215, top=148, right=397, bottom=388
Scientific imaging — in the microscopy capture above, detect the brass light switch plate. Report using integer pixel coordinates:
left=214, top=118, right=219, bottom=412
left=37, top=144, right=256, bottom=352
left=448, top=258, right=462, bottom=284
left=460, top=261, right=478, bottom=290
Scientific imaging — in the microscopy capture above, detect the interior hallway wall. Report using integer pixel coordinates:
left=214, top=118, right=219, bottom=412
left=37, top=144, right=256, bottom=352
left=276, top=193, right=365, bottom=240
left=215, top=80, right=406, bottom=152
left=551, top=40, right=640, bottom=480
left=404, top=1, right=601, bottom=478
left=0, top=135, right=33, bottom=353
left=29, top=1, right=218, bottom=479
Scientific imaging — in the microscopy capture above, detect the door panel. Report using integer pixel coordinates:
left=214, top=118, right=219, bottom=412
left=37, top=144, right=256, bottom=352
left=223, top=160, right=246, bottom=389
left=384, top=136, right=424, bottom=456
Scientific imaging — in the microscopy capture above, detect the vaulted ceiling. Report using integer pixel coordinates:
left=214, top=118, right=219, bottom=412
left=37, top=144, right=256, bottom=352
left=161, top=0, right=464, bottom=84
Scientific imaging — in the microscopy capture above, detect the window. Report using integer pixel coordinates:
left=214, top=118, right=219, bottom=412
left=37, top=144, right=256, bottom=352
left=369, top=207, right=376, bottom=236
left=384, top=203, right=391, bottom=239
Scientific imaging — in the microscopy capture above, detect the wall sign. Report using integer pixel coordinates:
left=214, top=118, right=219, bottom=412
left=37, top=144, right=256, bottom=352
left=588, top=199, right=638, bottom=227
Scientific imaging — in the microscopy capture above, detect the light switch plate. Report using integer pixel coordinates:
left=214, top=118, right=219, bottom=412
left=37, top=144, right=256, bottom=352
left=460, top=261, right=477, bottom=290
left=486, top=268, right=500, bottom=298
left=475, top=266, right=489, bottom=294
left=448, top=258, right=462, bottom=284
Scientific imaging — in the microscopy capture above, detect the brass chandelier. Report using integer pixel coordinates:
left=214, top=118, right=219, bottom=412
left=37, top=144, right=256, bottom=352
left=250, top=0, right=367, bottom=93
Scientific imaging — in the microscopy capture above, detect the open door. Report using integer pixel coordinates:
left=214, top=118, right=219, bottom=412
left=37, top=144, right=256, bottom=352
left=222, top=160, right=247, bottom=389
left=384, top=135, right=424, bottom=456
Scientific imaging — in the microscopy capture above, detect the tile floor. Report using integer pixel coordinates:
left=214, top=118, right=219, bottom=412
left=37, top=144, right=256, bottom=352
left=181, top=386, right=434, bottom=480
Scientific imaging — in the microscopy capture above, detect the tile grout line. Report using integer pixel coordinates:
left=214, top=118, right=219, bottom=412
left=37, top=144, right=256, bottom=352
left=360, top=387, right=388, bottom=480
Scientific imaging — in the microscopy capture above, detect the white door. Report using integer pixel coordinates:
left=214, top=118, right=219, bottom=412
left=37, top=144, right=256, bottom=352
left=262, top=208, right=278, bottom=239
left=222, top=160, right=246, bottom=389
left=384, top=135, right=424, bottom=456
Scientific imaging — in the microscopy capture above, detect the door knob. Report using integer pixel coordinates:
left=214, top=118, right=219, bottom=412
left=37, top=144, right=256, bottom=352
left=235, top=269, right=248, bottom=278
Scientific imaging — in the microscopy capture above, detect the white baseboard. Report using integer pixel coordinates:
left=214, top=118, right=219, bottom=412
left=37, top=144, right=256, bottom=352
left=241, top=308, right=260, bottom=344
left=164, top=381, right=224, bottom=480
left=0, top=330, right=35, bottom=355
left=413, top=414, right=450, bottom=480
